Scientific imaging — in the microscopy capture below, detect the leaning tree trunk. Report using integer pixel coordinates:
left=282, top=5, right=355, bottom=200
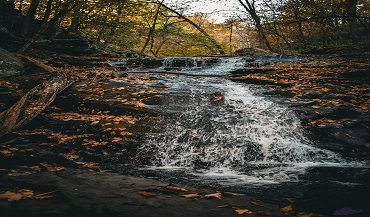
left=160, top=3, right=225, bottom=55
left=42, top=0, right=54, bottom=25
left=140, top=0, right=164, bottom=57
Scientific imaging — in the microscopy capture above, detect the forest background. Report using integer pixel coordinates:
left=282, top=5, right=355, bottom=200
left=0, top=0, right=369, bottom=56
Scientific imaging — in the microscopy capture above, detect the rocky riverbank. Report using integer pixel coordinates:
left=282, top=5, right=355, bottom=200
left=229, top=51, right=370, bottom=160
left=1, top=42, right=369, bottom=217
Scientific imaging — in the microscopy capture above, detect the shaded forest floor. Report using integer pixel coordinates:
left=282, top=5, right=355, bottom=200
left=0, top=39, right=369, bottom=217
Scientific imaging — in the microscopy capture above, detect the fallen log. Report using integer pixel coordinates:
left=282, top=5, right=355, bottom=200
left=16, top=54, right=57, bottom=72
left=0, top=54, right=79, bottom=138
left=0, top=72, right=78, bottom=137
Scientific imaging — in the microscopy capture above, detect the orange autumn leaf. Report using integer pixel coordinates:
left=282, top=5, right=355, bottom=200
left=137, top=191, right=158, bottom=197
left=164, top=186, right=188, bottom=192
left=181, top=193, right=199, bottom=198
left=0, top=191, right=24, bottom=201
left=204, top=192, right=222, bottom=199
left=217, top=204, right=229, bottom=208
left=213, top=96, right=222, bottom=102
left=235, top=208, right=253, bottom=215
left=111, top=137, right=123, bottom=143
left=281, top=205, right=293, bottom=213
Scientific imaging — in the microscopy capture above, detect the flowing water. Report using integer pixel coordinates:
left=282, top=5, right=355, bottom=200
left=127, top=57, right=369, bottom=214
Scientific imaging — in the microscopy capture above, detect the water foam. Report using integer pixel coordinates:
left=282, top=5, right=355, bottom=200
left=139, top=58, right=357, bottom=184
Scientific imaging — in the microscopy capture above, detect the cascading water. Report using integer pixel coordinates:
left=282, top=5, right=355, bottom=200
left=138, top=57, right=359, bottom=184
left=162, top=57, right=205, bottom=68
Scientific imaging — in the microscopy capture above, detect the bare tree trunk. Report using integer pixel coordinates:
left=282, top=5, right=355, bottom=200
left=346, top=0, right=359, bottom=39
left=293, top=0, right=305, bottom=51
left=21, top=0, right=40, bottom=36
left=42, top=0, right=54, bottom=24
left=229, top=21, right=233, bottom=54
left=237, top=0, right=272, bottom=51
left=18, top=1, right=72, bottom=54
left=140, top=0, right=163, bottom=58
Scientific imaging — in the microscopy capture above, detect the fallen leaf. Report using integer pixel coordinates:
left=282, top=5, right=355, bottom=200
left=0, top=191, right=24, bottom=201
left=204, top=192, right=222, bottom=199
left=137, top=191, right=158, bottom=197
left=181, top=193, right=199, bottom=198
left=213, top=96, right=222, bottom=102
left=35, top=195, right=54, bottom=200
left=111, top=137, right=123, bottom=143
left=164, top=186, right=188, bottom=192
left=19, top=189, right=34, bottom=198
left=281, top=205, right=293, bottom=213
left=250, top=200, right=261, bottom=206
left=34, top=190, right=58, bottom=200
left=217, top=204, right=229, bottom=208
left=235, top=208, right=253, bottom=215
left=0, top=150, right=13, bottom=156
left=296, top=213, right=314, bottom=217
left=40, top=162, right=66, bottom=172
left=286, top=197, right=295, bottom=203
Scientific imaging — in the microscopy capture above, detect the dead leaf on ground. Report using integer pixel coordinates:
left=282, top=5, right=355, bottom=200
left=34, top=190, right=58, bottom=200
left=40, top=162, right=66, bottom=172
left=235, top=208, right=253, bottom=215
left=281, top=205, right=293, bottom=213
left=0, top=191, right=24, bottom=201
left=137, top=191, right=158, bottom=197
left=163, top=186, right=188, bottom=192
left=250, top=200, right=262, bottom=206
left=204, top=192, right=222, bottom=199
left=217, top=204, right=229, bottom=208
left=286, top=197, right=295, bottom=203
left=111, top=137, right=123, bottom=143
left=213, top=96, right=222, bottom=102
left=181, top=193, right=199, bottom=198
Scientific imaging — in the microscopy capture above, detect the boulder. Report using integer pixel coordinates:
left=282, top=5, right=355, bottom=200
left=0, top=48, right=24, bottom=77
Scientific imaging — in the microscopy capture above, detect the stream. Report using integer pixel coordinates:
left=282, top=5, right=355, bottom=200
left=126, top=57, right=369, bottom=215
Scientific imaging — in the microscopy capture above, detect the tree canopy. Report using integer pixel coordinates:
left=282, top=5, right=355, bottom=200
left=1, top=0, right=369, bottom=55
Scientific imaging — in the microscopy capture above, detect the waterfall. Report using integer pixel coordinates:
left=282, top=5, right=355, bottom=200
left=162, top=57, right=205, bottom=68
left=137, top=57, right=358, bottom=184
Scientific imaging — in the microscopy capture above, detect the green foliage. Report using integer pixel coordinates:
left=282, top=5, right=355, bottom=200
left=7, top=0, right=369, bottom=55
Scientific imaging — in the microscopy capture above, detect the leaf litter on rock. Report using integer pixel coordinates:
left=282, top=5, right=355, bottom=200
left=0, top=189, right=57, bottom=201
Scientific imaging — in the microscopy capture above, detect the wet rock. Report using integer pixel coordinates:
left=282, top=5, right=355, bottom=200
left=141, top=58, right=162, bottom=68
left=326, top=107, right=361, bottom=120
left=0, top=48, right=24, bottom=77
left=340, top=70, right=370, bottom=80
left=230, top=77, right=275, bottom=85
left=1, top=169, right=286, bottom=217
left=210, top=91, right=223, bottom=102
left=230, top=68, right=274, bottom=75
left=162, top=57, right=204, bottom=68
left=263, top=89, right=296, bottom=98
left=203, top=57, right=220, bottom=66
